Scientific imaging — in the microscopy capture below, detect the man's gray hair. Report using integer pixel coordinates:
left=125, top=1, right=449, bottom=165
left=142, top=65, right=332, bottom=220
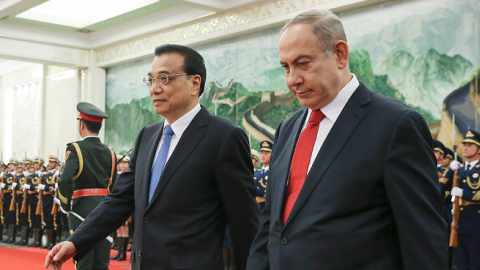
left=280, top=9, right=347, bottom=57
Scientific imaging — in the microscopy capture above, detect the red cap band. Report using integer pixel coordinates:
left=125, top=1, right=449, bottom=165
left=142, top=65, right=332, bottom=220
left=79, top=113, right=103, bottom=123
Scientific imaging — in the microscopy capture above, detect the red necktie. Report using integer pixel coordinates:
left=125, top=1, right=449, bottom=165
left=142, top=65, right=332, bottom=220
left=283, top=110, right=325, bottom=224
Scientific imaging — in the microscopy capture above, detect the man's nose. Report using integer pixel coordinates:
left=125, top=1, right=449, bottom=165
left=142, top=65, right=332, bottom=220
left=286, top=69, right=303, bottom=88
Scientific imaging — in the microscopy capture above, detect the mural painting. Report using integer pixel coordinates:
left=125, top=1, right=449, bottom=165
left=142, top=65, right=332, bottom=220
left=105, top=0, right=479, bottom=155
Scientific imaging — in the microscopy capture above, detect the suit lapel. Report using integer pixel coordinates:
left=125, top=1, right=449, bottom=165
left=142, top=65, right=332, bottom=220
left=274, top=108, right=307, bottom=224
left=284, top=84, right=371, bottom=226
left=146, top=107, right=209, bottom=209
left=142, top=122, right=164, bottom=208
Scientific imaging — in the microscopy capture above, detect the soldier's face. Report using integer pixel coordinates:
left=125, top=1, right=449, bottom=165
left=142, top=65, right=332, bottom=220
left=439, top=157, right=451, bottom=167
left=260, top=151, right=271, bottom=165
left=17, top=167, right=23, bottom=173
left=463, top=142, right=480, bottom=159
left=252, top=158, right=258, bottom=168
left=120, top=161, right=129, bottom=171
left=26, top=164, right=31, bottom=170
left=34, top=163, right=40, bottom=170
left=8, top=164, right=14, bottom=172
left=49, top=161, right=57, bottom=170
left=434, top=151, right=443, bottom=162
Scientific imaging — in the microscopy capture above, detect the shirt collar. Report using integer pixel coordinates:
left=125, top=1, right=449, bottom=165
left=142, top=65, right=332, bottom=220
left=164, top=103, right=201, bottom=138
left=305, top=74, right=359, bottom=124
left=84, top=135, right=99, bottom=140
left=466, top=160, right=479, bottom=168
left=262, top=166, right=269, bottom=171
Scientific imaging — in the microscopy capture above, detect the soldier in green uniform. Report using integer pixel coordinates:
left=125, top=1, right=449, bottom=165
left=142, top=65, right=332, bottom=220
left=57, top=102, right=116, bottom=270
left=24, top=156, right=44, bottom=247
left=38, top=155, right=60, bottom=249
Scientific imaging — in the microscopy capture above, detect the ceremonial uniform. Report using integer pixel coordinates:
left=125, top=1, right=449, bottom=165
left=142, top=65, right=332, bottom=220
left=26, top=156, right=44, bottom=247
left=1, top=159, right=18, bottom=243
left=450, top=130, right=480, bottom=270
left=40, top=157, right=59, bottom=249
left=12, top=163, right=29, bottom=245
left=254, top=141, right=273, bottom=211
left=58, top=102, right=116, bottom=270
left=0, top=160, right=4, bottom=240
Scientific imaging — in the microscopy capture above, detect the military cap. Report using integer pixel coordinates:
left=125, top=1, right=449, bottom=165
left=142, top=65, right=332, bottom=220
left=16, top=160, right=23, bottom=168
left=49, top=155, right=58, bottom=163
left=444, top=148, right=454, bottom=160
left=117, top=155, right=130, bottom=162
left=251, top=149, right=260, bottom=161
left=433, top=139, right=446, bottom=155
left=33, top=156, right=44, bottom=164
left=23, top=158, right=33, bottom=164
left=8, top=158, right=16, bottom=166
left=260, top=140, right=274, bottom=152
left=77, top=102, right=108, bottom=123
left=463, top=129, right=480, bottom=147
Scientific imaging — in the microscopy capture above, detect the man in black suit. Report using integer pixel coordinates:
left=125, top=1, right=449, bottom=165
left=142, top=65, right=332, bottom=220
left=46, top=44, right=260, bottom=270
left=247, top=9, right=448, bottom=270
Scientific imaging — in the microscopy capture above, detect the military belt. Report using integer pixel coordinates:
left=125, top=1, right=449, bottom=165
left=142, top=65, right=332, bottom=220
left=459, top=199, right=480, bottom=206
left=72, top=188, right=109, bottom=199
left=256, top=196, right=266, bottom=203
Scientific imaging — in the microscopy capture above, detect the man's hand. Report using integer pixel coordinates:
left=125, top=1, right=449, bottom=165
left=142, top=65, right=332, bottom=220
left=12, top=182, right=18, bottom=190
left=45, top=241, right=77, bottom=269
left=451, top=187, right=463, bottom=198
left=23, top=184, right=30, bottom=191
left=0, top=183, right=5, bottom=189
left=38, top=184, right=45, bottom=191
left=450, top=161, right=461, bottom=172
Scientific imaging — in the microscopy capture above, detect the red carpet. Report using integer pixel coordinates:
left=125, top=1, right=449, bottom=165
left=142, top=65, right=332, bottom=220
left=0, top=246, right=131, bottom=270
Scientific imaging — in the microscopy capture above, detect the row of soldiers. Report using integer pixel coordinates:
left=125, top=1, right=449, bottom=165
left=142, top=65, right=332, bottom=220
left=434, top=129, right=480, bottom=270
left=0, top=155, right=68, bottom=249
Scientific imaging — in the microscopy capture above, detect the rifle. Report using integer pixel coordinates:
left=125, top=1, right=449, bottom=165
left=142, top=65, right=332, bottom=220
left=36, top=174, right=43, bottom=215
left=51, top=173, right=58, bottom=215
left=449, top=114, right=459, bottom=247
left=21, top=174, right=29, bottom=214
left=9, top=174, right=17, bottom=211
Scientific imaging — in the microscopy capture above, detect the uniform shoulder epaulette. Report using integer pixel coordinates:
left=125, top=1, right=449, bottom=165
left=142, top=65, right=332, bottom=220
left=66, top=140, right=82, bottom=146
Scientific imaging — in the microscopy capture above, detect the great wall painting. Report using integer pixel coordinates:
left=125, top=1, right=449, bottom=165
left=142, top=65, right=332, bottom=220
left=105, top=0, right=480, bottom=155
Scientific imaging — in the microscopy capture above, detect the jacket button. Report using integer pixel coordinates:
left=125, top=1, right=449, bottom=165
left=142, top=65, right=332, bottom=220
left=144, top=217, right=150, bottom=223
left=280, top=237, right=288, bottom=245
left=138, top=251, right=142, bottom=257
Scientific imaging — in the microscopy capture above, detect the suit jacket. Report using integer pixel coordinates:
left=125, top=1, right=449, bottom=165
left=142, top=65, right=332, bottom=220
left=68, top=106, right=260, bottom=270
left=58, top=137, right=117, bottom=231
left=247, top=83, right=448, bottom=270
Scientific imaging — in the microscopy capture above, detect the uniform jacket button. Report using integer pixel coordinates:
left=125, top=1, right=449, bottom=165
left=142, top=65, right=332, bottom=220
left=138, top=250, right=142, bottom=257
left=280, top=237, right=288, bottom=245
left=144, top=217, right=150, bottom=223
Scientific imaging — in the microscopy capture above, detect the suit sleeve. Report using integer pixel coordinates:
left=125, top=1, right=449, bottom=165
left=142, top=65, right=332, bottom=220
left=384, top=111, right=448, bottom=269
left=215, top=126, right=260, bottom=270
left=68, top=127, right=144, bottom=259
left=246, top=122, right=282, bottom=270
left=58, top=144, right=79, bottom=212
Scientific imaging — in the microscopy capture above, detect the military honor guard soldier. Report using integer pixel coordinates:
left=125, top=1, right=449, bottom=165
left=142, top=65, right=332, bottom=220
left=254, top=140, right=273, bottom=211
left=448, top=130, right=480, bottom=270
left=251, top=149, right=260, bottom=169
left=0, top=159, right=4, bottom=240
left=1, top=159, right=18, bottom=243
left=23, top=156, right=45, bottom=247
left=11, top=160, right=29, bottom=245
left=56, top=102, right=117, bottom=270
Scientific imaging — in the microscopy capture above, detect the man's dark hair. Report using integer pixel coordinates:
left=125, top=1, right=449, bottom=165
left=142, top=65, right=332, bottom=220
left=81, top=119, right=102, bottom=134
left=154, top=44, right=207, bottom=96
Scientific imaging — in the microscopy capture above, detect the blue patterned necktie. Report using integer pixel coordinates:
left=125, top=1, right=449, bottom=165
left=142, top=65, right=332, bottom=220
left=149, top=125, right=174, bottom=203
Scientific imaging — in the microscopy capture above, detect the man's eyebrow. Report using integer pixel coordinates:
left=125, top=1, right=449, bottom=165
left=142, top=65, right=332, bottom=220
left=148, top=70, right=171, bottom=76
left=280, top=54, right=312, bottom=65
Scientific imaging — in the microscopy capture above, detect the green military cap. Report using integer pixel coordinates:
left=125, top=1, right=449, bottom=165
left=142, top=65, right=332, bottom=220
left=77, top=102, right=108, bottom=123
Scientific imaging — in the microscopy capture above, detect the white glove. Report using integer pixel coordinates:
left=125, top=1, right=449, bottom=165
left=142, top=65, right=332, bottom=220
left=12, top=171, right=16, bottom=176
left=0, top=172, right=3, bottom=178
left=55, top=170, right=59, bottom=177
left=55, top=183, right=58, bottom=191
left=23, top=184, right=30, bottom=191
left=452, top=187, right=463, bottom=198
left=38, top=184, right=45, bottom=191
left=450, top=161, right=461, bottom=172
left=37, top=171, right=43, bottom=178
left=0, top=183, right=5, bottom=189
left=23, top=171, right=29, bottom=177
left=12, top=182, right=18, bottom=190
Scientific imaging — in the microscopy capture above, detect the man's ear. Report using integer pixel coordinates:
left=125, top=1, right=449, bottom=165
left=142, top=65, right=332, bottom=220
left=334, top=40, right=349, bottom=69
left=191, top=75, right=202, bottom=97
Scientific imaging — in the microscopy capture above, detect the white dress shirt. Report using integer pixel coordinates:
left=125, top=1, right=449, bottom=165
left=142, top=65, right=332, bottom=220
left=301, top=74, right=359, bottom=173
left=465, top=160, right=479, bottom=171
left=152, top=103, right=202, bottom=169
left=261, top=166, right=269, bottom=174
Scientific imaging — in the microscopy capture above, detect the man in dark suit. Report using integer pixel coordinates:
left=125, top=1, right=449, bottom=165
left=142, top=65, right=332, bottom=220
left=46, top=44, right=260, bottom=270
left=246, top=9, right=448, bottom=270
